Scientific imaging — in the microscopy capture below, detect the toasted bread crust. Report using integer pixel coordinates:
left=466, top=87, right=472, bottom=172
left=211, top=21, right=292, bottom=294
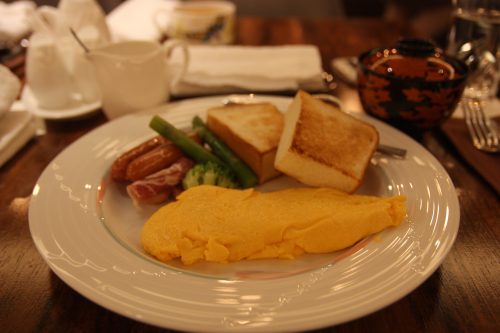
left=207, top=103, right=283, bottom=153
left=275, top=90, right=379, bottom=192
left=292, top=91, right=378, bottom=179
left=207, top=103, right=284, bottom=184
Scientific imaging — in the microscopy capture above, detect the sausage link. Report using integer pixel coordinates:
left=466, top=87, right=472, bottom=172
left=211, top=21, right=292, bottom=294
left=125, top=143, right=183, bottom=181
left=125, top=132, right=201, bottom=182
left=111, top=136, right=167, bottom=182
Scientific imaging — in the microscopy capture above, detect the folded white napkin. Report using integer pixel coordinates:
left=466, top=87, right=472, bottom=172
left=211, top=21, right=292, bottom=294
left=0, top=64, right=21, bottom=118
left=106, top=0, right=179, bottom=42
left=0, top=103, right=37, bottom=167
left=170, top=45, right=325, bottom=96
left=0, top=1, right=36, bottom=45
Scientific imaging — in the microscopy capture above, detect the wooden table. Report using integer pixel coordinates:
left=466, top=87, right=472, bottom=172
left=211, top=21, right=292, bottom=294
left=1, top=17, right=499, bottom=332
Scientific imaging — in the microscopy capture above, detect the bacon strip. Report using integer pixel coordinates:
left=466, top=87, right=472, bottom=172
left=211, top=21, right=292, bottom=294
left=126, top=157, right=194, bottom=205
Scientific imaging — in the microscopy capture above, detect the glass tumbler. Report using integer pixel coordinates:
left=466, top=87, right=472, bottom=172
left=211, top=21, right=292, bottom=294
left=447, top=0, right=500, bottom=99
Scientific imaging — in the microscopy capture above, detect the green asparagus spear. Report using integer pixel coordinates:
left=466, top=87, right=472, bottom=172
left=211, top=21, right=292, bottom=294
left=192, top=115, right=258, bottom=188
left=149, top=115, right=224, bottom=166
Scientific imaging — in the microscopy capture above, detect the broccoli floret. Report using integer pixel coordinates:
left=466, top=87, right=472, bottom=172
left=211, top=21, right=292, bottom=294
left=182, top=161, right=239, bottom=190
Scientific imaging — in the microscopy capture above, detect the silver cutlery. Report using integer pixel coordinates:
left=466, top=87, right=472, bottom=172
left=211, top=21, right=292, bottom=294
left=462, top=98, right=500, bottom=153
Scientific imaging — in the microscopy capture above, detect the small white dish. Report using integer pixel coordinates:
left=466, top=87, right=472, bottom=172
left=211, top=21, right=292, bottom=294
left=21, top=85, right=101, bottom=120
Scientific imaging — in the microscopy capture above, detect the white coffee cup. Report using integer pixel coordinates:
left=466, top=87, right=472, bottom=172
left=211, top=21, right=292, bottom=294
left=86, top=39, right=189, bottom=119
left=155, top=0, right=235, bottom=45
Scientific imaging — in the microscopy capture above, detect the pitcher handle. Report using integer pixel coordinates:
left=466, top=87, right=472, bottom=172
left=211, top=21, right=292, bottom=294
left=162, top=39, right=189, bottom=88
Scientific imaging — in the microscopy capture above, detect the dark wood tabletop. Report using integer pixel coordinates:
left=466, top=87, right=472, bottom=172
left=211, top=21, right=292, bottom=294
left=1, top=15, right=499, bottom=333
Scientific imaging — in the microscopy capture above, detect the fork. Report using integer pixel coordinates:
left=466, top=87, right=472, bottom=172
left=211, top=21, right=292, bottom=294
left=462, top=98, right=500, bottom=153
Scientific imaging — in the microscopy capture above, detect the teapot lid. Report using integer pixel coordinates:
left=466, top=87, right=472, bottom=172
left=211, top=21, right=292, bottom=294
left=395, top=38, right=437, bottom=57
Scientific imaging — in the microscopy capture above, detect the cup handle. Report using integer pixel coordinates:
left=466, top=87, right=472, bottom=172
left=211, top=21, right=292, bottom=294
left=162, top=39, right=189, bottom=88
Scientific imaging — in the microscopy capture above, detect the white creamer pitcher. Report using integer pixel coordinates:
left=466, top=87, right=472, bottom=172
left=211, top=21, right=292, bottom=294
left=86, top=39, right=189, bottom=119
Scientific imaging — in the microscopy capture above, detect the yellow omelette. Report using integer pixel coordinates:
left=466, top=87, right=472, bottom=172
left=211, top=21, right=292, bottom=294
left=141, top=185, right=407, bottom=265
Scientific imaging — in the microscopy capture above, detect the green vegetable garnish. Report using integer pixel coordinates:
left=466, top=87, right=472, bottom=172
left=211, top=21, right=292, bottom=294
left=182, top=161, right=238, bottom=189
left=192, top=116, right=258, bottom=188
left=149, top=115, right=223, bottom=165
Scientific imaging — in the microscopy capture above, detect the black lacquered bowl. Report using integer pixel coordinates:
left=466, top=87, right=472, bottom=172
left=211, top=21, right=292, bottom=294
left=357, top=38, right=468, bottom=135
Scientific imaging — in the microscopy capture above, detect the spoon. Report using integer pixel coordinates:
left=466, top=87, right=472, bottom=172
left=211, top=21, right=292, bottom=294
left=69, top=28, right=90, bottom=53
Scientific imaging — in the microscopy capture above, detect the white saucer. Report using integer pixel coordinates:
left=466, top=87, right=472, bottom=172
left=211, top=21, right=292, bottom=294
left=21, top=86, right=102, bottom=120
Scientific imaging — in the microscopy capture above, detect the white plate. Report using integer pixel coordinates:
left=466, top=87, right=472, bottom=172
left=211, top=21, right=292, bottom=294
left=29, top=95, right=459, bottom=332
left=21, top=85, right=101, bottom=120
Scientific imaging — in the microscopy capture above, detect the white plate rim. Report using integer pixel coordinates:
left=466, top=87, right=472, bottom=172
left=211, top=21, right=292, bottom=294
left=28, top=94, right=460, bottom=332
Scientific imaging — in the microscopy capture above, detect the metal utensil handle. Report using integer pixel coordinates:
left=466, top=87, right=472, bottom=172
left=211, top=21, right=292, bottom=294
left=377, top=144, right=407, bottom=158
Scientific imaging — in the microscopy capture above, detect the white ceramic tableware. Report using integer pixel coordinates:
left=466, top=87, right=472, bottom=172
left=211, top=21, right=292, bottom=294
left=29, top=95, right=460, bottom=332
left=20, top=85, right=101, bottom=120
left=86, top=39, right=189, bottom=119
left=155, top=0, right=235, bottom=45
left=26, top=3, right=109, bottom=110
left=25, top=32, right=75, bottom=109
left=39, top=0, right=111, bottom=44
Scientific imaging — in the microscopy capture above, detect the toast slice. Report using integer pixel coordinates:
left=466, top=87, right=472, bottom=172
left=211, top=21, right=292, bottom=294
left=275, top=90, right=379, bottom=192
left=206, top=102, right=284, bottom=184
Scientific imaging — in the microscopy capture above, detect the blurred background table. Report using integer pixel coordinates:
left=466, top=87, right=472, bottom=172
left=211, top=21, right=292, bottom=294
left=1, top=3, right=499, bottom=333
